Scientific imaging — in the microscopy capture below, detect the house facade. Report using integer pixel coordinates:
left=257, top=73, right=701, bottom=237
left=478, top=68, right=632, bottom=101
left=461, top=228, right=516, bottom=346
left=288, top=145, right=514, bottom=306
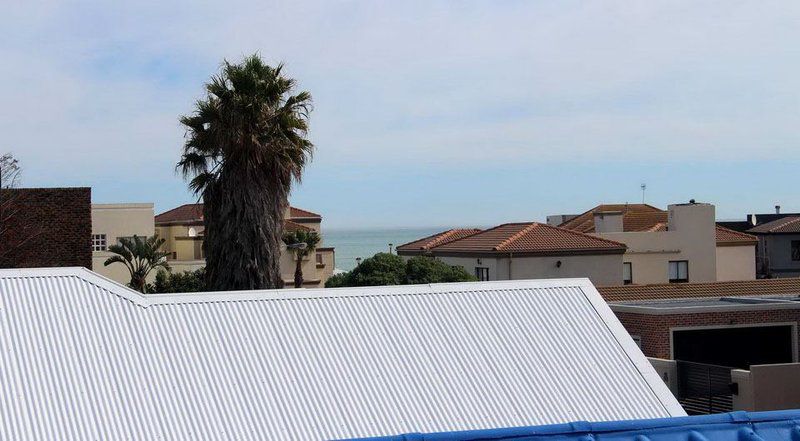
left=746, top=216, right=800, bottom=278
left=155, top=204, right=335, bottom=288
left=91, top=203, right=156, bottom=282
left=397, top=222, right=627, bottom=286
left=555, top=202, right=757, bottom=285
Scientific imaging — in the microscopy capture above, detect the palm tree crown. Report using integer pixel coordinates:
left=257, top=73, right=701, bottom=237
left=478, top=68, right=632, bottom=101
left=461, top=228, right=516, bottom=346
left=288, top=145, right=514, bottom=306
left=178, top=54, right=313, bottom=290
left=104, top=235, right=170, bottom=293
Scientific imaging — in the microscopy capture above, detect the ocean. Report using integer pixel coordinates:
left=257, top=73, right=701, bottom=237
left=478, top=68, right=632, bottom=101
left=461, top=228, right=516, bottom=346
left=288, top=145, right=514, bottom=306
left=323, top=227, right=444, bottom=272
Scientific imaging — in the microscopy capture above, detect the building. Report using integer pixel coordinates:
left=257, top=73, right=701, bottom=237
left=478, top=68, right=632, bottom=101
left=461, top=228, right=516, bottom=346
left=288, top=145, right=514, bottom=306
left=597, top=278, right=800, bottom=414
left=747, top=216, right=800, bottom=278
left=348, top=410, right=800, bottom=441
left=90, top=203, right=155, bottom=282
left=556, top=202, right=757, bottom=284
left=155, top=203, right=335, bottom=287
left=0, top=187, right=91, bottom=269
left=0, top=268, right=684, bottom=440
left=397, top=223, right=627, bottom=286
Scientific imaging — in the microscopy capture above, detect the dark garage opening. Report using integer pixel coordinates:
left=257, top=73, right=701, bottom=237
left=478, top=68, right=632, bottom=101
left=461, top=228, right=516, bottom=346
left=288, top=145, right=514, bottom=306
left=673, top=325, right=794, bottom=369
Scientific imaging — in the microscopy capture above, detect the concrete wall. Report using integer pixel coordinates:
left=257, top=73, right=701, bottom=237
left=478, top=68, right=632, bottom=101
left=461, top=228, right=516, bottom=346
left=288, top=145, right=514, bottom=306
left=648, top=358, right=679, bottom=397
left=763, top=235, right=800, bottom=277
left=732, top=363, right=800, bottom=411
left=716, top=244, right=756, bottom=281
left=91, top=203, right=155, bottom=284
left=598, top=203, right=717, bottom=284
left=432, top=253, right=623, bottom=286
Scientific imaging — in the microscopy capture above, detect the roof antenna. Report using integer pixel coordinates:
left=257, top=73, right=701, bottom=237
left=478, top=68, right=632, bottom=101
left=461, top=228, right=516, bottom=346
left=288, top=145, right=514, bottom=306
left=640, top=183, right=647, bottom=204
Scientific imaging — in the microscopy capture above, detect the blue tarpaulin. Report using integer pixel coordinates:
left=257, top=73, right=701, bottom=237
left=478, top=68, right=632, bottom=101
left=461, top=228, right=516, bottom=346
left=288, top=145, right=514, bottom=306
left=343, top=410, right=800, bottom=441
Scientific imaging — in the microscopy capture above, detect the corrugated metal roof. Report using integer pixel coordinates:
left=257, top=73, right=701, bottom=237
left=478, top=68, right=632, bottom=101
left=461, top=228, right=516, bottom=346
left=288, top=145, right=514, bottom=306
left=343, top=410, right=800, bottom=441
left=0, top=268, right=684, bottom=440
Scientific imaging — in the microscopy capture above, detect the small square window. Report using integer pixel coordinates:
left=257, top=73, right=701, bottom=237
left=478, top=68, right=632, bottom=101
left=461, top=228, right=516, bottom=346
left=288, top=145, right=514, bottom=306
left=668, top=260, right=689, bottom=283
left=623, top=262, right=632, bottom=285
left=92, top=234, right=107, bottom=251
left=475, top=267, right=489, bottom=281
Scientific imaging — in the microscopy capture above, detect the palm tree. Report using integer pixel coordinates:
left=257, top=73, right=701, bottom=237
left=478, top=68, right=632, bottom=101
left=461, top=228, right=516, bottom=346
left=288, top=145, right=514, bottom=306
left=283, top=230, right=321, bottom=288
left=104, top=235, right=170, bottom=293
left=178, top=54, right=313, bottom=291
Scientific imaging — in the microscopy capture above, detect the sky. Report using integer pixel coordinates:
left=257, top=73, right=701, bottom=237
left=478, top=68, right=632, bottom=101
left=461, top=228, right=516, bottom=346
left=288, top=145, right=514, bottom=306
left=2, top=1, right=799, bottom=229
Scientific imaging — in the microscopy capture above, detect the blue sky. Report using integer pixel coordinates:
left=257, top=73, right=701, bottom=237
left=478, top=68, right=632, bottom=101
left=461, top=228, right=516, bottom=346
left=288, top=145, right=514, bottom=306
left=2, top=1, right=799, bottom=228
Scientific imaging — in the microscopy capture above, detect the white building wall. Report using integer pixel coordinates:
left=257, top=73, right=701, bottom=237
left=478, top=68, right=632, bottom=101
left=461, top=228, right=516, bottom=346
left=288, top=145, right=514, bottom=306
left=716, top=245, right=756, bottom=281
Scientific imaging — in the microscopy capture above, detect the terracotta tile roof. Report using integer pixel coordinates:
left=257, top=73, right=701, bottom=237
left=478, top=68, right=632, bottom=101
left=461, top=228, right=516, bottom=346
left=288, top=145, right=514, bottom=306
left=559, top=203, right=756, bottom=247
left=431, top=222, right=626, bottom=255
left=289, top=207, right=322, bottom=219
left=155, top=203, right=204, bottom=224
left=285, top=220, right=312, bottom=232
left=396, top=229, right=482, bottom=252
left=155, top=204, right=321, bottom=224
left=559, top=204, right=664, bottom=233
left=597, top=278, right=800, bottom=302
left=747, top=216, right=800, bottom=234
left=715, top=225, right=757, bottom=246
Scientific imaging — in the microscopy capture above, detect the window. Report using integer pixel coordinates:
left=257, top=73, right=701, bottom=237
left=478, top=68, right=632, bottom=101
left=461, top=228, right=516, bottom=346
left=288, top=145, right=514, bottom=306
left=475, top=267, right=489, bottom=281
left=668, top=260, right=689, bottom=283
left=92, top=234, right=107, bottom=251
left=623, top=262, right=632, bottom=285
left=316, top=253, right=323, bottom=265
left=792, top=241, right=800, bottom=261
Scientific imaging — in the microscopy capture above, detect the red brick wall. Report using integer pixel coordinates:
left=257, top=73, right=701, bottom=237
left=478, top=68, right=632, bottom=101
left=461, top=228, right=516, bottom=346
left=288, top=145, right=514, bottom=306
left=0, top=187, right=91, bottom=269
left=616, top=309, right=800, bottom=360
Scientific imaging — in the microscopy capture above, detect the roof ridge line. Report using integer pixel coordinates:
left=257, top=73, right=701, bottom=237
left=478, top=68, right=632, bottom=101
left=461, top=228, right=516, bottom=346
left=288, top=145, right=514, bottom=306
left=539, top=222, right=628, bottom=248
left=494, top=223, right=538, bottom=250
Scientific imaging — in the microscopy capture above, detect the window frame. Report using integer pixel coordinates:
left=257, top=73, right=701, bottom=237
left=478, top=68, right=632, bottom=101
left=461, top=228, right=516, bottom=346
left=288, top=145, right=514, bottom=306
left=92, top=234, right=107, bottom=251
left=791, top=240, right=800, bottom=261
left=668, top=260, right=689, bottom=283
left=475, top=267, right=490, bottom=281
left=623, top=262, right=633, bottom=285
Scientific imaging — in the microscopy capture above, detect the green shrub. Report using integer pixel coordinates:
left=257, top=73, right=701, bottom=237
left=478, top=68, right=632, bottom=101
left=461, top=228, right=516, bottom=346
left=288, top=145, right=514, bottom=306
left=154, top=268, right=207, bottom=293
left=325, top=254, right=476, bottom=288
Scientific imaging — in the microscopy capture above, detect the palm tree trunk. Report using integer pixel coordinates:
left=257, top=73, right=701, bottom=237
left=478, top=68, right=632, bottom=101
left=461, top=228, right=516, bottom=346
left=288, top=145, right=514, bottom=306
left=294, top=254, right=303, bottom=288
left=203, top=166, right=287, bottom=291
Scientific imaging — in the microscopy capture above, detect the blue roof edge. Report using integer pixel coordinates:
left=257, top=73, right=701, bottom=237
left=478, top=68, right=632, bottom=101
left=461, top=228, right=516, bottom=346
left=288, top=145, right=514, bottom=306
left=341, top=410, right=800, bottom=441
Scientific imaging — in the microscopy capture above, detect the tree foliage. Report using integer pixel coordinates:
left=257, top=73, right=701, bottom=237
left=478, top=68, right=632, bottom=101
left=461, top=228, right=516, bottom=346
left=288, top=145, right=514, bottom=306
left=282, top=229, right=321, bottom=288
left=177, top=54, right=313, bottom=291
left=154, top=268, right=207, bottom=293
left=104, top=235, right=170, bottom=293
left=325, top=254, right=477, bottom=288
left=0, top=153, right=20, bottom=189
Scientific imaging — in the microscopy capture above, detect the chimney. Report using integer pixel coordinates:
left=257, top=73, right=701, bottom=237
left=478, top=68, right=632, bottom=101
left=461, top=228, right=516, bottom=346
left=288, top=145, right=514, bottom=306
left=776, top=205, right=781, bottom=214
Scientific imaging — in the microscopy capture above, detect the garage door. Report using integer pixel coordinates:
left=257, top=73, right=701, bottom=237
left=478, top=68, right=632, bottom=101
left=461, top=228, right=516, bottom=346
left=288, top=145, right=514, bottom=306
left=673, top=325, right=794, bottom=369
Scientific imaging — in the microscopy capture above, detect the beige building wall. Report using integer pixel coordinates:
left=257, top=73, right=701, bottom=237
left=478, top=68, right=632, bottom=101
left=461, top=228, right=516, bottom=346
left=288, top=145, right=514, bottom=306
left=91, top=203, right=155, bottom=284
left=732, top=363, right=800, bottom=411
left=597, top=203, right=718, bottom=284
left=431, top=253, right=623, bottom=286
left=716, top=245, right=757, bottom=281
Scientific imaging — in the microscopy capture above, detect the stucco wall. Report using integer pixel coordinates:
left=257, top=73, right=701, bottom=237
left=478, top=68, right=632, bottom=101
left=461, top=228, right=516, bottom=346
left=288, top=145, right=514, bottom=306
left=732, top=363, right=800, bottom=411
left=91, top=203, right=155, bottom=283
left=432, top=253, right=622, bottom=285
left=716, top=245, right=756, bottom=281
left=598, top=203, right=717, bottom=284
left=763, top=235, right=800, bottom=277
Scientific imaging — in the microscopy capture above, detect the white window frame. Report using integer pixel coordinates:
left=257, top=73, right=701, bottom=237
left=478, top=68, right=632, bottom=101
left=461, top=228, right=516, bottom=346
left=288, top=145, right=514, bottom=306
left=668, top=260, right=688, bottom=283
left=92, top=234, right=107, bottom=251
left=623, top=262, right=633, bottom=285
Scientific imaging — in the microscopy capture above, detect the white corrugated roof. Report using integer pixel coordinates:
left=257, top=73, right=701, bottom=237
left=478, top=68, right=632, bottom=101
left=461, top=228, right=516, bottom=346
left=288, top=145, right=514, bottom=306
left=0, top=267, right=684, bottom=440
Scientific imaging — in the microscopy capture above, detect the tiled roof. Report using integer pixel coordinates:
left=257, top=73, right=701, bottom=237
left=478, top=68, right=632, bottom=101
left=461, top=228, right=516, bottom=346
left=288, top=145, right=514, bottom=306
left=715, top=225, right=757, bottom=246
left=747, top=216, right=800, bottom=234
left=396, top=229, right=482, bottom=252
left=285, top=220, right=312, bottom=232
left=289, top=206, right=322, bottom=219
left=432, top=222, right=626, bottom=255
left=155, top=203, right=203, bottom=223
left=597, top=277, right=800, bottom=302
left=155, top=204, right=321, bottom=224
left=558, top=204, right=664, bottom=233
